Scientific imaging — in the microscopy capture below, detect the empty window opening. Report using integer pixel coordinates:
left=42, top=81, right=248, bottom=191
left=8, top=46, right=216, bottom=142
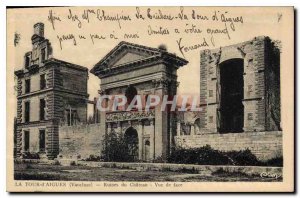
left=24, top=101, right=30, bottom=123
left=40, top=74, right=46, bottom=90
left=39, top=130, right=46, bottom=152
left=25, top=79, right=31, bottom=93
left=66, top=109, right=78, bottom=126
left=24, top=131, right=30, bottom=152
left=40, top=99, right=46, bottom=120
left=25, top=56, right=30, bottom=67
left=41, top=48, right=46, bottom=62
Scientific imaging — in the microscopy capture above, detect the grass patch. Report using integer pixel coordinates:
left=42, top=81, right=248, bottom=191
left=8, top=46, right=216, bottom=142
left=212, top=168, right=251, bottom=177
left=161, top=166, right=198, bottom=174
left=14, top=172, right=61, bottom=180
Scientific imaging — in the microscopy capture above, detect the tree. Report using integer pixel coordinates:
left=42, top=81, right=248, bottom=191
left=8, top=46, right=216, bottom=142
left=101, top=131, right=131, bottom=162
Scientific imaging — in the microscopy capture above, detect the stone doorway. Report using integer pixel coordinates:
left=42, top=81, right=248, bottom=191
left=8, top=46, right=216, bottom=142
left=124, top=127, right=139, bottom=162
left=219, top=58, right=244, bottom=133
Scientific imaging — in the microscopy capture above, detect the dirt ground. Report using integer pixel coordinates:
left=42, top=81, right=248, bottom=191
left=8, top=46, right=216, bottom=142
left=14, top=163, right=282, bottom=182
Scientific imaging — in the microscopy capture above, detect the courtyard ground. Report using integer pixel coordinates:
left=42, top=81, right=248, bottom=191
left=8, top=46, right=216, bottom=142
left=14, top=163, right=282, bottom=182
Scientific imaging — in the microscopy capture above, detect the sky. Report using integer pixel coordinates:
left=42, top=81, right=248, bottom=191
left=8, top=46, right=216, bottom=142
left=6, top=7, right=292, bottom=116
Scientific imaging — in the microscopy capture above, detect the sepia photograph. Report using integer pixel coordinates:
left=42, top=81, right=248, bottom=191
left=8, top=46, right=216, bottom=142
left=5, top=6, right=294, bottom=192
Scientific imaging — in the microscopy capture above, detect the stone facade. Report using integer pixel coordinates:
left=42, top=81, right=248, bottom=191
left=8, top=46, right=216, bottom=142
left=91, top=42, right=188, bottom=161
left=199, top=36, right=281, bottom=133
left=15, top=23, right=89, bottom=159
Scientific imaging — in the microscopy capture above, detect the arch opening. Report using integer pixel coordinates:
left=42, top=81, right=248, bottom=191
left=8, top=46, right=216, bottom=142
left=124, top=127, right=139, bottom=162
left=219, top=58, right=244, bottom=133
left=194, top=118, right=201, bottom=134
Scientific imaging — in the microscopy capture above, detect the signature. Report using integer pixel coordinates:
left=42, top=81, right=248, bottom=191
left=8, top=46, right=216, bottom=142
left=260, top=172, right=282, bottom=179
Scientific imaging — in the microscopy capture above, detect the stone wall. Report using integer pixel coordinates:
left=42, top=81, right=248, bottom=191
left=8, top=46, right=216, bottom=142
left=59, top=124, right=104, bottom=159
left=174, top=131, right=282, bottom=160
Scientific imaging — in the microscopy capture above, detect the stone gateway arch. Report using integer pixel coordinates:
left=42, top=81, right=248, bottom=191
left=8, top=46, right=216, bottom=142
left=90, top=41, right=188, bottom=162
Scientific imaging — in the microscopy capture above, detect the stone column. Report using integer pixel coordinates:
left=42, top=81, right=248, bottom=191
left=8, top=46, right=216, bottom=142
left=149, top=119, right=155, bottom=161
left=191, top=124, right=195, bottom=136
left=177, top=121, right=181, bottom=136
left=138, top=120, right=143, bottom=161
left=99, top=89, right=107, bottom=137
left=117, top=121, right=122, bottom=135
left=107, top=123, right=112, bottom=134
left=154, top=79, right=169, bottom=161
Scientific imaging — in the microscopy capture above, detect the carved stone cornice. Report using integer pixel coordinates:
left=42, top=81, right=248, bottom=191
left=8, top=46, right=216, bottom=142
left=152, top=77, right=172, bottom=89
left=98, top=89, right=107, bottom=95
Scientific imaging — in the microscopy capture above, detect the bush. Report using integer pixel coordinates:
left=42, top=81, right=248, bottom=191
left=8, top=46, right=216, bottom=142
left=168, top=145, right=231, bottom=165
left=52, top=159, right=61, bottom=165
left=21, top=152, right=40, bottom=159
left=70, top=161, right=76, bottom=166
left=101, top=132, right=132, bottom=162
left=261, top=156, right=283, bottom=167
left=84, top=154, right=101, bottom=162
left=168, top=145, right=260, bottom=166
left=225, top=149, right=260, bottom=166
left=153, top=156, right=165, bottom=163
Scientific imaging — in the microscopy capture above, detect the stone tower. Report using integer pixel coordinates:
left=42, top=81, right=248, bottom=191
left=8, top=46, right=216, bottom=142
left=199, top=36, right=281, bottom=133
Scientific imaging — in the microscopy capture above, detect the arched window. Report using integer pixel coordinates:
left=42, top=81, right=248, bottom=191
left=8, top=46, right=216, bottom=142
left=125, top=85, right=137, bottom=105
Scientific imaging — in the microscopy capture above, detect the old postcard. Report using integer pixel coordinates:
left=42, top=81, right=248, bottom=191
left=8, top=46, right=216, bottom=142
left=6, top=6, right=294, bottom=192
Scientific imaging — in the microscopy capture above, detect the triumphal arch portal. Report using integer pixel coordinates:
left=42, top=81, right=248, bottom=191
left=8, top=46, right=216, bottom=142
left=91, top=41, right=188, bottom=162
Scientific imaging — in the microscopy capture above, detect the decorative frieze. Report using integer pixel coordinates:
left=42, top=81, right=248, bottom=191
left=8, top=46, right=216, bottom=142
left=106, top=109, right=155, bottom=122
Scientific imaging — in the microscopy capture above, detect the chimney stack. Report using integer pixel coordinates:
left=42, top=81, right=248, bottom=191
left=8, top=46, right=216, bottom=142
left=33, top=23, right=44, bottom=38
